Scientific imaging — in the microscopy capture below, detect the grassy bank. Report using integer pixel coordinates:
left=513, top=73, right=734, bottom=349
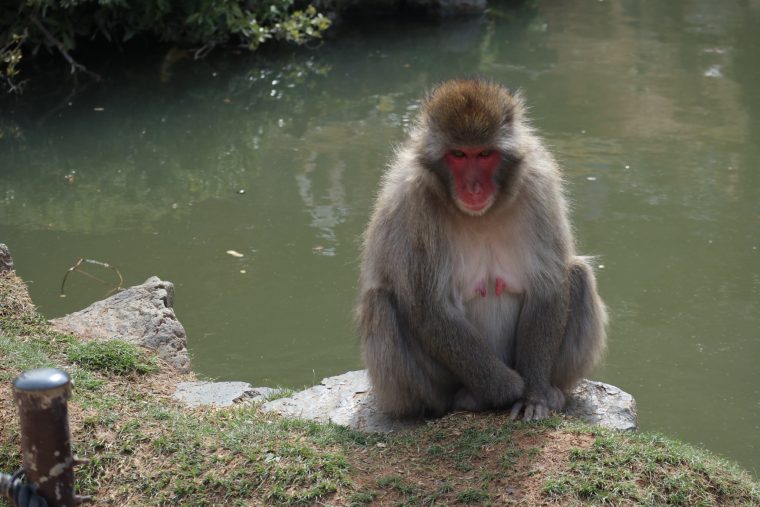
left=1, top=270, right=758, bottom=506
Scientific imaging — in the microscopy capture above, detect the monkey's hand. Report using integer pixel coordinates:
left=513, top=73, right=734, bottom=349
left=452, top=388, right=480, bottom=412
left=490, top=367, right=525, bottom=409
left=509, top=385, right=564, bottom=421
left=453, top=366, right=524, bottom=412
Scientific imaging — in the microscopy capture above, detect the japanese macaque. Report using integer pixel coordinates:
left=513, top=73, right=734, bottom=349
left=356, top=79, right=607, bottom=421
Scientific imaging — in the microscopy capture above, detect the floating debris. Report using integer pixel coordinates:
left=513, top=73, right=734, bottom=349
left=226, top=250, right=244, bottom=258
left=704, top=65, right=723, bottom=78
left=60, top=257, right=124, bottom=298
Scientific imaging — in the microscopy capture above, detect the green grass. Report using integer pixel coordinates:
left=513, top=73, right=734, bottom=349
left=457, top=487, right=490, bottom=503
left=348, top=490, right=377, bottom=505
left=68, top=400, right=352, bottom=506
left=377, top=474, right=418, bottom=495
left=449, top=422, right=515, bottom=472
left=540, top=430, right=760, bottom=506
left=0, top=334, right=54, bottom=377
left=66, top=339, right=157, bottom=375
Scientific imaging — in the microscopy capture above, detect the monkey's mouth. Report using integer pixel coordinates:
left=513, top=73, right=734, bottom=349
left=455, top=194, right=494, bottom=215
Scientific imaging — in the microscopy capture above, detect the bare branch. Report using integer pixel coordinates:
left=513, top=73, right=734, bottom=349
left=30, top=16, right=101, bottom=81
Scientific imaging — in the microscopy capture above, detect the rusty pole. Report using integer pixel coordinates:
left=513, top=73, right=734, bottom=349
left=12, top=368, right=75, bottom=507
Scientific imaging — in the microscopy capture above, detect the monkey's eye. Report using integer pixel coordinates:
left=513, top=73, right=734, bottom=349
left=479, top=150, right=494, bottom=158
left=450, top=150, right=466, bottom=158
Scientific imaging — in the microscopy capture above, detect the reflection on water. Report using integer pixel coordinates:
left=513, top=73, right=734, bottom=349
left=1, top=0, right=759, bottom=474
left=295, top=130, right=350, bottom=257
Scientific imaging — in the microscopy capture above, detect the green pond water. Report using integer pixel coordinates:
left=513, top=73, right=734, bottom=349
left=1, top=0, right=759, bottom=474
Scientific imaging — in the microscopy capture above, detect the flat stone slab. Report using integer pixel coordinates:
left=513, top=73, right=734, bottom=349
left=261, top=370, right=415, bottom=432
left=174, top=381, right=281, bottom=408
left=261, top=370, right=637, bottom=432
left=51, top=276, right=191, bottom=372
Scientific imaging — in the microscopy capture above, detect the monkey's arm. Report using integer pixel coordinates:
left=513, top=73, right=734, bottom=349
left=359, top=285, right=523, bottom=417
left=510, top=284, right=568, bottom=420
left=510, top=168, right=572, bottom=420
left=412, top=298, right=525, bottom=408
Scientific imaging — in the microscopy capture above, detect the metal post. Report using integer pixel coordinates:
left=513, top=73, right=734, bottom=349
left=12, top=369, right=75, bottom=507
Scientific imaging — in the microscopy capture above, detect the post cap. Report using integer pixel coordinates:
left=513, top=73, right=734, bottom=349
left=13, top=368, right=71, bottom=392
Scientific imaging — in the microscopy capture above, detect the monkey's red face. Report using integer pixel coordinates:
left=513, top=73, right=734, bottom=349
left=444, top=147, right=501, bottom=215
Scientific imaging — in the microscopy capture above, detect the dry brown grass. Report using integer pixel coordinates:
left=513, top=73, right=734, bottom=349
left=340, top=412, right=599, bottom=506
left=0, top=271, right=36, bottom=321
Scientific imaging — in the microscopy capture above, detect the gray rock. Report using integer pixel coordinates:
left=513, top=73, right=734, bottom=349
left=564, top=380, right=638, bottom=431
left=0, top=243, right=13, bottom=273
left=261, top=370, right=416, bottom=432
left=261, top=370, right=637, bottom=432
left=174, top=381, right=281, bottom=408
left=51, top=276, right=191, bottom=372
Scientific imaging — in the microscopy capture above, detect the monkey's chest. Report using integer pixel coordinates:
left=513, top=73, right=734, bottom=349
left=449, top=230, right=525, bottom=301
left=450, top=239, right=525, bottom=362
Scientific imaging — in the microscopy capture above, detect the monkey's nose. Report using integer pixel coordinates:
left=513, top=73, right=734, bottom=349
left=467, top=180, right=483, bottom=195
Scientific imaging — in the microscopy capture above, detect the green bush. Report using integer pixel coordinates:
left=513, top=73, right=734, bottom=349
left=0, top=0, right=331, bottom=92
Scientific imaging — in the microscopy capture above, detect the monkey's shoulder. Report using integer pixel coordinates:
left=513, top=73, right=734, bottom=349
left=372, top=171, right=446, bottom=237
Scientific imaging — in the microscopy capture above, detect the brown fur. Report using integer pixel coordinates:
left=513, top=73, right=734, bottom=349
left=357, top=79, right=607, bottom=420
left=422, top=80, right=518, bottom=145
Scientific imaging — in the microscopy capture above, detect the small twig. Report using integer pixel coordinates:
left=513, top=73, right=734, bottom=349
left=60, top=258, right=124, bottom=298
left=71, top=268, right=108, bottom=285
left=1, top=75, right=25, bottom=94
left=30, top=16, right=101, bottom=81
left=193, top=40, right=218, bottom=59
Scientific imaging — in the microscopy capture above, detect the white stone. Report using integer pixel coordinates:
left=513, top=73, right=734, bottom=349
left=174, top=381, right=282, bottom=408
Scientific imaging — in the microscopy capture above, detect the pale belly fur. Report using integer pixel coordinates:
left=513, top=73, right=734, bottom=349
left=465, top=291, right=522, bottom=365
left=448, top=215, right=527, bottom=367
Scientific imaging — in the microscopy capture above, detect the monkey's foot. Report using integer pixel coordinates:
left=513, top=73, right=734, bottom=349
left=509, top=386, right=564, bottom=421
left=509, top=400, right=549, bottom=421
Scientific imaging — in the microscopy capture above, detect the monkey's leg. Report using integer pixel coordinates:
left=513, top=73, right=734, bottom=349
left=510, top=257, right=606, bottom=421
left=360, top=288, right=454, bottom=418
left=551, top=257, right=607, bottom=393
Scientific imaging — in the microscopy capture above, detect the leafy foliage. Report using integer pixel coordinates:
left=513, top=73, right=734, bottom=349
left=0, top=0, right=331, bottom=92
